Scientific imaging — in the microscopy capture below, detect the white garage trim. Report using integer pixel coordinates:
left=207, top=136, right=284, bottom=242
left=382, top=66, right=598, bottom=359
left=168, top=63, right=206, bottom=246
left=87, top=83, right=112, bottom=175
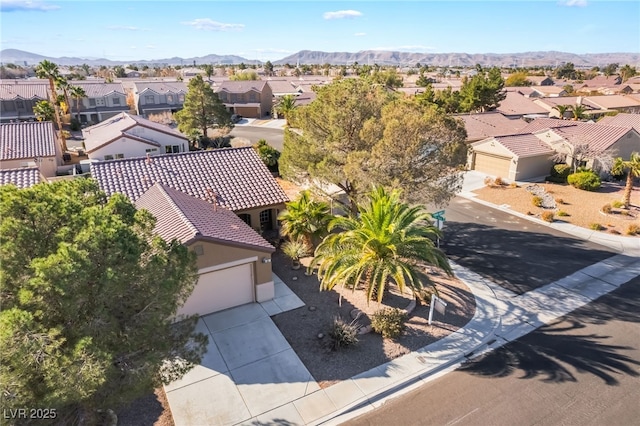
left=198, top=256, right=258, bottom=274
left=473, top=152, right=513, bottom=179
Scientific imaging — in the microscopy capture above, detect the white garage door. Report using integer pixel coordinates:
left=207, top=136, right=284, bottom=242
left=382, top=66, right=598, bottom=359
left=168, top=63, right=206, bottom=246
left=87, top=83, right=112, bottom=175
left=474, top=152, right=512, bottom=179
left=179, top=263, right=254, bottom=316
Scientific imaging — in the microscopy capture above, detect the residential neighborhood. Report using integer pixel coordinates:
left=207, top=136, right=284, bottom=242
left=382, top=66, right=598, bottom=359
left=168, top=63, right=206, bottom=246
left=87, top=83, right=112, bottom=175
left=2, top=1, right=640, bottom=425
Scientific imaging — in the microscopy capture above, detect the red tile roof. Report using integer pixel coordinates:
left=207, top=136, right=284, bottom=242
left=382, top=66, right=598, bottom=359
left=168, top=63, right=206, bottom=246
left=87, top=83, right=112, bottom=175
left=598, top=113, right=640, bottom=132
left=519, top=118, right=579, bottom=133
left=1, top=121, right=57, bottom=160
left=456, top=112, right=527, bottom=141
left=496, top=91, right=549, bottom=116
left=135, top=183, right=274, bottom=251
left=215, top=80, right=268, bottom=93
left=548, top=123, right=633, bottom=152
left=492, top=134, right=555, bottom=158
left=0, top=167, right=41, bottom=188
left=91, top=147, right=289, bottom=211
left=0, top=81, right=48, bottom=100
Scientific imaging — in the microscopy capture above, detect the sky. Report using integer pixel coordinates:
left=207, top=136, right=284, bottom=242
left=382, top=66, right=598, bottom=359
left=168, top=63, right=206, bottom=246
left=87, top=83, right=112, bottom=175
left=1, top=0, right=639, bottom=62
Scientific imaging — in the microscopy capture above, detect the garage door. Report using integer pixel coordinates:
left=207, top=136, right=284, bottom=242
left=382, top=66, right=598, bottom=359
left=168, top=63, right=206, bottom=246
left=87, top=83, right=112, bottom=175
left=178, top=263, right=254, bottom=316
left=474, top=152, right=512, bottom=178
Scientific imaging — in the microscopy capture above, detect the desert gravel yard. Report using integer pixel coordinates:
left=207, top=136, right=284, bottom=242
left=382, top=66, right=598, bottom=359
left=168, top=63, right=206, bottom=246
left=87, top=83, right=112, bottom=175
left=270, top=250, right=476, bottom=389
left=473, top=181, right=640, bottom=236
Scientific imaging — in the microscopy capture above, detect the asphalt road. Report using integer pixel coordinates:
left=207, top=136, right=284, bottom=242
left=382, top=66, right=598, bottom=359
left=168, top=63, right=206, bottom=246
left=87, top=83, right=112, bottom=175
left=229, top=125, right=285, bottom=151
left=440, top=197, right=616, bottom=294
left=349, top=276, right=640, bottom=426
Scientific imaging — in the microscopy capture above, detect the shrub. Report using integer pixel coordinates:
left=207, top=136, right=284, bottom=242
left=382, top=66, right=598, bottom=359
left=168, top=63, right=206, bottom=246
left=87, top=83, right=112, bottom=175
left=541, top=211, right=555, bottom=222
left=371, top=308, right=408, bottom=339
left=555, top=198, right=566, bottom=205
left=612, top=200, right=624, bottom=208
left=532, top=196, right=543, bottom=207
left=557, top=210, right=569, bottom=217
left=328, top=317, right=359, bottom=350
left=509, top=182, right=518, bottom=188
left=601, top=203, right=612, bottom=214
left=626, top=224, right=640, bottom=235
left=69, top=118, right=81, bottom=131
left=567, top=171, right=601, bottom=191
left=414, top=286, right=438, bottom=305
left=483, top=176, right=494, bottom=186
left=550, top=164, right=572, bottom=182
left=494, top=177, right=504, bottom=186
left=589, top=223, right=604, bottom=231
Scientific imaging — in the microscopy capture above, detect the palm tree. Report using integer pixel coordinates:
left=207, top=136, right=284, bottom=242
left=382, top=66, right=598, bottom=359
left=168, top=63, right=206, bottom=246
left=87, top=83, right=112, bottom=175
left=278, top=190, right=332, bottom=249
left=612, top=152, right=640, bottom=209
left=275, top=94, right=297, bottom=126
left=35, top=60, right=67, bottom=151
left=56, top=75, right=71, bottom=116
left=552, top=105, right=570, bottom=120
left=570, top=104, right=587, bottom=121
left=70, top=85, right=86, bottom=123
left=313, top=186, right=452, bottom=304
left=33, top=100, right=55, bottom=122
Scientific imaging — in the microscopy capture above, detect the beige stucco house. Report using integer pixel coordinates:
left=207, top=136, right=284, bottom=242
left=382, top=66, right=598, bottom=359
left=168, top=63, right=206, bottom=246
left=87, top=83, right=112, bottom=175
left=135, top=183, right=275, bottom=316
left=0, top=121, right=61, bottom=178
left=214, top=80, right=273, bottom=118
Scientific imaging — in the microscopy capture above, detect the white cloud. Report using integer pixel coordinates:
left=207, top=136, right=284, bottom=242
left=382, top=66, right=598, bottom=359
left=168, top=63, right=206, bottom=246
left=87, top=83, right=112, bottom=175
left=130, top=46, right=137, bottom=50
left=181, top=18, right=244, bottom=31
left=354, top=32, right=367, bottom=37
left=146, top=45, right=156, bottom=49
left=323, top=10, right=362, bottom=20
left=0, top=0, right=60, bottom=12
left=559, top=0, right=587, bottom=6
left=106, top=25, right=144, bottom=31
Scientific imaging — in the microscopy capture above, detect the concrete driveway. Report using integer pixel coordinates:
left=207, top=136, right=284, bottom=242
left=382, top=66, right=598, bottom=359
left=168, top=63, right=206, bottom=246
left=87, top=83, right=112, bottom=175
left=164, top=276, right=317, bottom=425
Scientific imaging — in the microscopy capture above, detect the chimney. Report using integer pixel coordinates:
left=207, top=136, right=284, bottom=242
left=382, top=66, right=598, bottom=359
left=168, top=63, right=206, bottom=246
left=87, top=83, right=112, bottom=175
left=576, top=96, right=583, bottom=106
left=146, top=153, right=152, bottom=164
left=206, top=187, right=218, bottom=212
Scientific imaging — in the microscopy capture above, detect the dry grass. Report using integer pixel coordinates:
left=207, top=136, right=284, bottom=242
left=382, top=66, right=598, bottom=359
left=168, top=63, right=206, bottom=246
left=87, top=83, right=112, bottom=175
left=473, top=182, right=640, bottom=236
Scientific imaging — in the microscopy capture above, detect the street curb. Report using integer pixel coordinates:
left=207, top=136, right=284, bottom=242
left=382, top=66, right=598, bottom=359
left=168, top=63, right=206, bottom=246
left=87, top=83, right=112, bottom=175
left=312, top=262, right=504, bottom=426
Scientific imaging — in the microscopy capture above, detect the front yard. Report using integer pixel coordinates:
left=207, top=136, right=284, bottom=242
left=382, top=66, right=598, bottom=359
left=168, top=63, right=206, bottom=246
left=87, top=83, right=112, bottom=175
left=474, top=181, right=640, bottom=236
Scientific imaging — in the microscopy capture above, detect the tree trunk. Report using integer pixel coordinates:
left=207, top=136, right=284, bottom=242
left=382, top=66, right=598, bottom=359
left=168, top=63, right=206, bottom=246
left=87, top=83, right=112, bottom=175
left=49, top=78, right=67, bottom=152
left=623, top=170, right=633, bottom=209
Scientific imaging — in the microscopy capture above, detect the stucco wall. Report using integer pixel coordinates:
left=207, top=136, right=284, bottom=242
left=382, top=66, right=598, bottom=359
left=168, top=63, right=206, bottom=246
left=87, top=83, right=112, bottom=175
left=1, top=156, right=58, bottom=178
left=609, top=131, right=640, bottom=160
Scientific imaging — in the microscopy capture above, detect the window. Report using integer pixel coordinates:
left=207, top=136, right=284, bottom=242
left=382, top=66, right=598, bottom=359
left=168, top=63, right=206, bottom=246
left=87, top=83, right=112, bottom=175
left=89, top=99, right=96, bottom=106
left=104, top=155, right=114, bottom=160
left=249, top=92, right=256, bottom=102
left=167, top=95, right=174, bottom=104
left=145, top=148, right=158, bottom=153
left=165, top=145, right=181, bottom=154
left=219, top=93, right=227, bottom=101
left=16, top=100, right=24, bottom=109
left=115, top=153, right=124, bottom=159
left=112, top=97, right=121, bottom=105
left=178, top=94, right=185, bottom=102
left=145, top=95, right=155, bottom=104
left=5, top=102, right=15, bottom=111
left=259, top=209, right=273, bottom=231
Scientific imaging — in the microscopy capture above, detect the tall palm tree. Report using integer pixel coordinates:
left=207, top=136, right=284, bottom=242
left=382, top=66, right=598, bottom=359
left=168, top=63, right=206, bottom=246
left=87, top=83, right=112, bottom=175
left=275, top=94, right=297, bottom=126
left=55, top=76, right=71, bottom=116
left=612, top=152, right=640, bottom=209
left=552, top=105, right=570, bottom=120
left=70, top=85, right=86, bottom=123
left=35, top=60, right=67, bottom=151
left=313, top=186, right=452, bottom=304
left=570, top=104, right=587, bottom=121
left=278, top=190, right=332, bottom=249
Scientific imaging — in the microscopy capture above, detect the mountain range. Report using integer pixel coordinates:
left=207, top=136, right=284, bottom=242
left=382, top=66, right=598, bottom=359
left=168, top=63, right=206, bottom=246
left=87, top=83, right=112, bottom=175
left=1, top=48, right=638, bottom=68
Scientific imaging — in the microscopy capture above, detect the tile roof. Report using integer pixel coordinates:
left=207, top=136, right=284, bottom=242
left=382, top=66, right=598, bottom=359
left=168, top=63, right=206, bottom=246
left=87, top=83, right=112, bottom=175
left=585, top=95, right=640, bottom=109
left=496, top=91, right=549, bottom=116
left=0, top=81, right=48, bottom=100
left=530, top=86, right=567, bottom=96
left=215, top=80, right=268, bottom=93
left=519, top=117, right=582, bottom=133
left=456, top=112, right=527, bottom=141
left=134, top=81, right=187, bottom=94
left=267, top=80, right=302, bottom=94
left=72, top=82, right=126, bottom=97
left=135, top=183, right=274, bottom=250
left=545, top=123, right=633, bottom=152
left=82, top=112, right=186, bottom=152
left=0, top=121, right=57, bottom=160
left=532, top=96, right=600, bottom=110
left=0, top=167, right=41, bottom=188
left=91, top=147, right=290, bottom=210
left=491, top=134, right=555, bottom=158
left=597, top=113, right=640, bottom=132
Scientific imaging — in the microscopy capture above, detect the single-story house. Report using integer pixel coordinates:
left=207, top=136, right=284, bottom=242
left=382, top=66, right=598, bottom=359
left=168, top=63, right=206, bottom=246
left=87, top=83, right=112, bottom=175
left=598, top=112, right=640, bottom=133
left=527, top=76, right=555, bottom=86
left=496, top=90, right=550, bottom=118
left=455, top=112, right=528, bottom=142
left=90, top=147, right=289, bottom=233
left=0, top=121, right=61, bottom=177
left=82, top=112, right=189, bottom=161
left=0, top=167, right=44, bottom=188
left=135, top=183, right=275, bottom=316
left=528, top=86, right=568, bottom=98
left=470, top=133, right=555, bottom=181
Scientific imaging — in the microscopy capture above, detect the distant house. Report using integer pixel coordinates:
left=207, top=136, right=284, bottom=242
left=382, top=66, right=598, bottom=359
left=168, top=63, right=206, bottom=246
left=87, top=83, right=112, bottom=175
left=455, top=112, right=528, bottom=142
left=0, top=121, right=61, bottom=177
left=584, top=95, right=640, bottom=114
left=0, top=167, right=44, bottom=188
left=90, top=147, right=289, bottom=232
left=133, top=81, right=187, bottom=118
left=215, top=80, right=273, bottom=118
left=526, top=76, right=555, bottom=86
left=496, top=91, right=550, bottom=118
left=68, top=82, right=128, bottom=124
left=82, top=112, right=188, bottom=161
left=528, top=86, right=568, bottom=98
left=123, top=69, right=142, bottom=78
left=0, top=80, right=48, bottom=123
left=135, top=183, right=276, bottom=316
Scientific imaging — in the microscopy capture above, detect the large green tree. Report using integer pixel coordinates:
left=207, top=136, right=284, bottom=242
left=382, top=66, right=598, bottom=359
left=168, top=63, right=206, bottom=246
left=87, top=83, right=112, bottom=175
left=313, top=186, right=452, bottom=304
left=174, top=75, right=232, bottom=145
left=612, top=152, right=640, bottom=209
left=458, top=67, right=506, bottom=112
left=280, top=79, right=467, bottom=212
left=0, top=179, right=206, bottom=422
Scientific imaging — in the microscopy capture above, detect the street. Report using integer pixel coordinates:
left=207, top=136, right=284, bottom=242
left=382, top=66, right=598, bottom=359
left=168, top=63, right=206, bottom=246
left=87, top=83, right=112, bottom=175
left=441, top=197, right=616, bottom=294
left=348, top=276, right=640, bottom=426
left=229, top=125, right=285, bottom=151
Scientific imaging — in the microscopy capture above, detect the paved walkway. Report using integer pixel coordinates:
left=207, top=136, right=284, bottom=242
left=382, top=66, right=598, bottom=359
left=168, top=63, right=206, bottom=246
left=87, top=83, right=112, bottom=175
left=165, top=171, right=640, bottom=425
